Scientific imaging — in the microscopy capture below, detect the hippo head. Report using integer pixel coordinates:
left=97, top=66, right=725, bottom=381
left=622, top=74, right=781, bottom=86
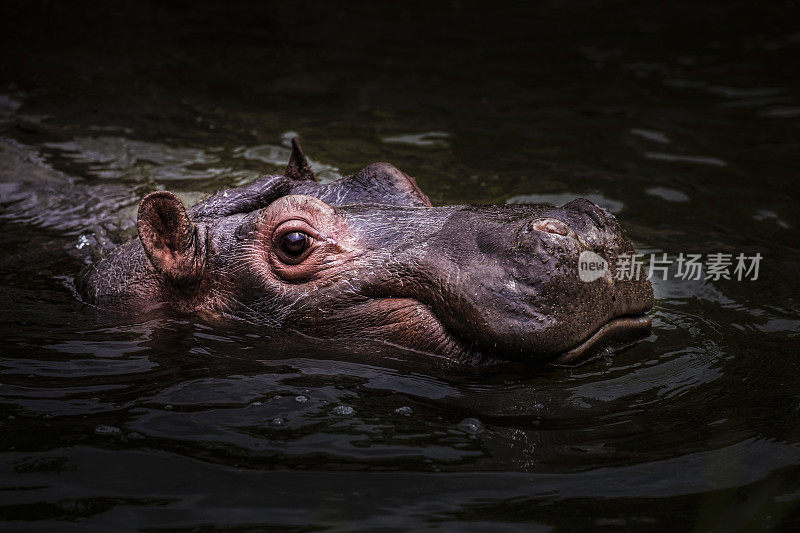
left=134, top=186, right=653, bottom=364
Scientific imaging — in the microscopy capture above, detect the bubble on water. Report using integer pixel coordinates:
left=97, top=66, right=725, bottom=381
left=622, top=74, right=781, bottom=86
left=295, top=395, right=308, bottom=403
left=457, top=417, right=484, bottom=435
left=271, top=417, right=285, bottom=426
left=251, top=401, right=262, bottom=407
left=164, top=404, right=174, bottom=410
left=6, top=415, right=15, bottom=420
left=42, top=414, right=53, bottom=419
left=127, top=432, right=145, bottom=440
left=331, top=405, right=355, bottom=416
left=394, top=406, right=414, bottom=416
left=76, top=234, right=91, bottom=249
left=94, top=424, right=121, bottom=436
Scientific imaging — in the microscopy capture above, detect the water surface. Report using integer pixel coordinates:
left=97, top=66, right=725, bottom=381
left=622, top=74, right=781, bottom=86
left=1, top=1, right=799, bottom=530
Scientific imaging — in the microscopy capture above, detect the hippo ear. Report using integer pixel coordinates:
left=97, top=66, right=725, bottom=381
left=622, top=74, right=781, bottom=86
left=285, top=137, right=316, bottom=182
left=137, top=191, right=203, bottom=284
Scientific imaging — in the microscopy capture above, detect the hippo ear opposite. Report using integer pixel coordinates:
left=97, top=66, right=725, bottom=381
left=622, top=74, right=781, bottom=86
left=285, top=137, right=317, bottom=182
left=137, top=191, right=203, bottom=285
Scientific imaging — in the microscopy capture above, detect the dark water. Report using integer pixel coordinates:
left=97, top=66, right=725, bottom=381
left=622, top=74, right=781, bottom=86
left=1, top=1, right=799, bottom=530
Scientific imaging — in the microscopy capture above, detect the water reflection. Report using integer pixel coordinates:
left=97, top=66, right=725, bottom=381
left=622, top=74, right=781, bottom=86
left=1, top=0, right=799, bottom=528
left=645, top=186, right=690, bottom=202
left=644, top=152, right=727, bottom=166
left=631, top=128, right=670, bottom=144
left=382, top=131, right=451, bottom=148
left=239, top=143, right=341, bottom=182
left=508, top=192, right=624, bottom=213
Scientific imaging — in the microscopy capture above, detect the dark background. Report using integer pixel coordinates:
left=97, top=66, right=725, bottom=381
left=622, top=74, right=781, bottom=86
left=1, top=1, right=799, bottom=531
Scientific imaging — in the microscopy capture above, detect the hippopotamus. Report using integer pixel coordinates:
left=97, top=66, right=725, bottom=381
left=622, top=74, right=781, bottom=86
left=77, top=139, right=653, bottom=365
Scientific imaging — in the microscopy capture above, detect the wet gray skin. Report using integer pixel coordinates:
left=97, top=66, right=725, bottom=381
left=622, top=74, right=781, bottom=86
left=78, top=145, right=653, bottom=364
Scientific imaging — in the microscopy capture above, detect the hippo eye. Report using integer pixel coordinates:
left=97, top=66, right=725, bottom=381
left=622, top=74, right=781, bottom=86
left=280, top=231, right=310, bottom=257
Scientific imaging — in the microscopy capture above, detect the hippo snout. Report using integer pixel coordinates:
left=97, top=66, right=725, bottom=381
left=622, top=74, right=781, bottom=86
left=331, top=200, right=654, bottom=361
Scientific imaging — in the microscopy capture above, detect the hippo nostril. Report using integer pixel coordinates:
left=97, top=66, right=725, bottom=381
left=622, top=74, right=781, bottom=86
left=529, top=219, right=570, bottom=236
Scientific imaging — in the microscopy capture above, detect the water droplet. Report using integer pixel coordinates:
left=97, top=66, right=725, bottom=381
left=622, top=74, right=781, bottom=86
left=76, top=234, right=91, bottom=249
left=271, top=417, right=285, bottom=426
left=94, top=424, right=121, bottom=436
left=394, top=406, right=413, bottom=416
left=295, top=395, right=308, bottom=403
left=332, top=405, right=354, bottom=416
left=457, top=417, right=484, bottom=434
